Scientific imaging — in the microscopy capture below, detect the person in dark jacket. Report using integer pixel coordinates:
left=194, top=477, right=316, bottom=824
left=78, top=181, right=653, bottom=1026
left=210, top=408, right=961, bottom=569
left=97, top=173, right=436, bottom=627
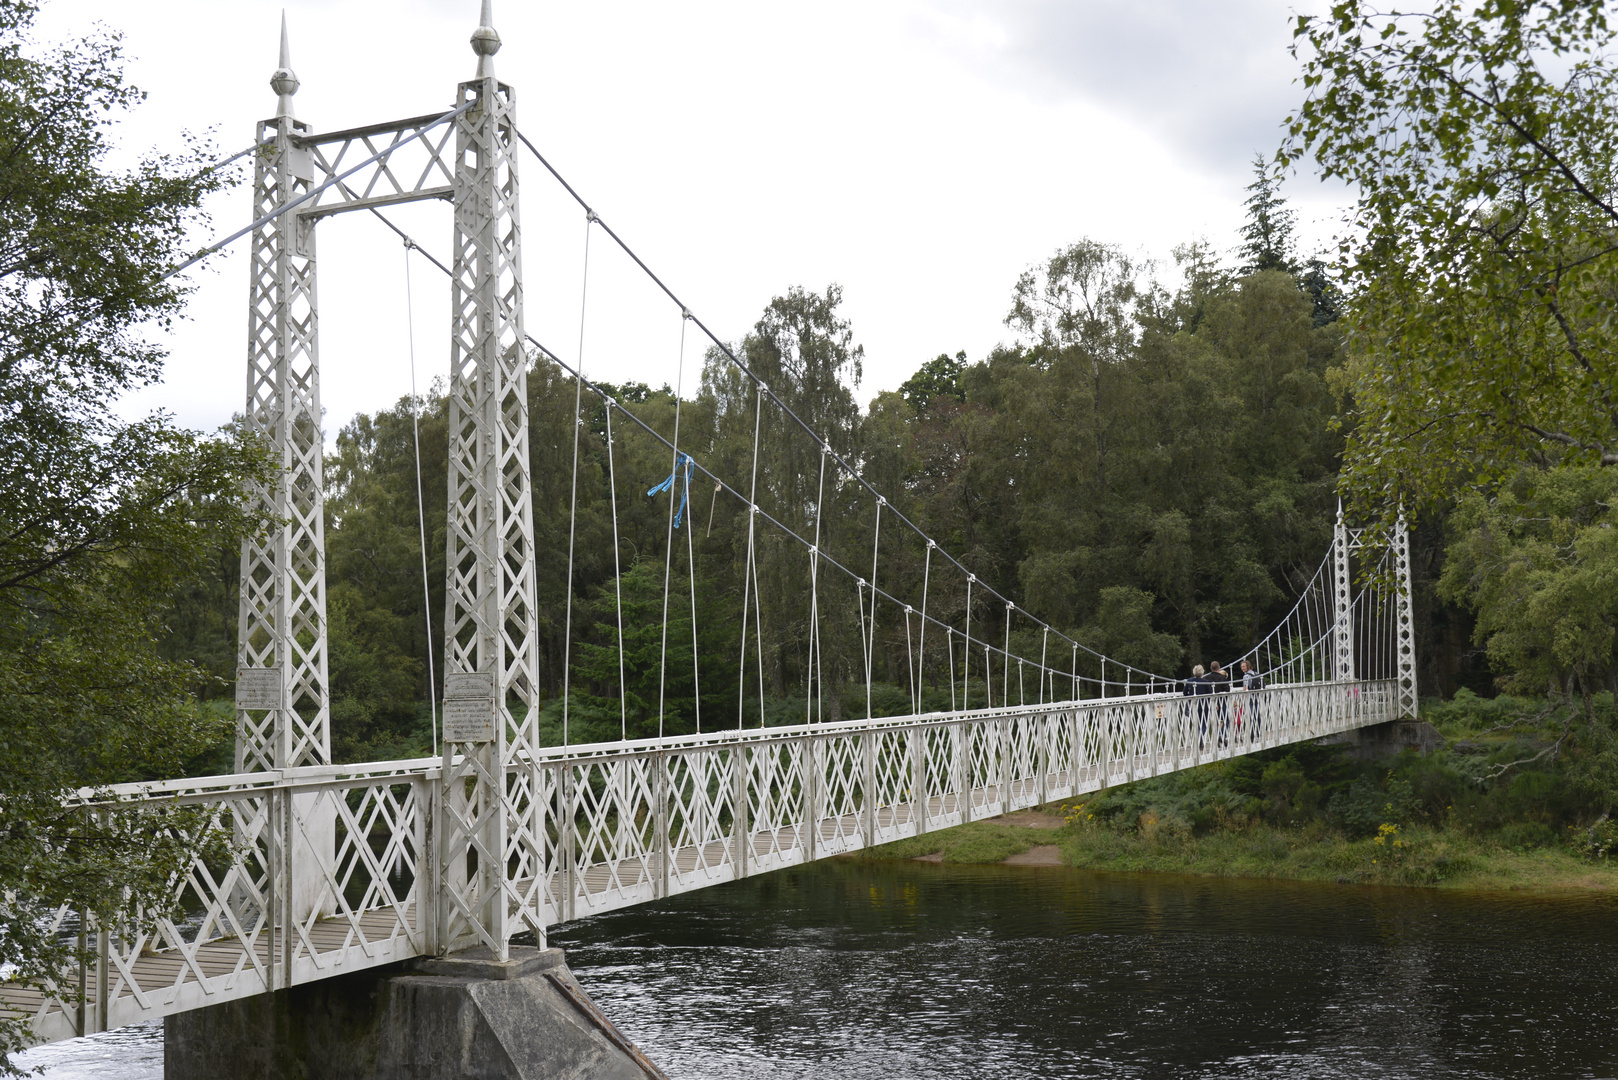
left=1182, top=664, right=1212, bottom=747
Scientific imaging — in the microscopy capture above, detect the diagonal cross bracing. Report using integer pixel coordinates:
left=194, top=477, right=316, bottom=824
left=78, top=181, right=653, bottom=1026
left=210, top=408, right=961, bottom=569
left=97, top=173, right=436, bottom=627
left=237, top=113, right=329, bottom=774
left=8, top=681, right=1397, bottom=1047
left=438, top=73, right=542, bottom=960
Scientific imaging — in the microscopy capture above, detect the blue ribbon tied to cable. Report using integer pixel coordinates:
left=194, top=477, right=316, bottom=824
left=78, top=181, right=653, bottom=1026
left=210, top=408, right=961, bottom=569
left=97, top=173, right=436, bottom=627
left=647, top=451, right=695, bottom=528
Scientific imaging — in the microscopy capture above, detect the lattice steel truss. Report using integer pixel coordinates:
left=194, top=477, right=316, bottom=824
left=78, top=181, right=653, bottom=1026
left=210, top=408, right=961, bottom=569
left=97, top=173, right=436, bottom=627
left=438, top=66, right=542, bottom=958
left=1394, top=515, right=1419, bottom=717
left=1330, top=509, right=1417, bottom=717
left=1332, top=506, right=1355, bottom=685
left=237, top=42, right=328, bottom=772
left=234, top=12, right=539, bottom=955
left=8, top=679, right=1404, bottom=1048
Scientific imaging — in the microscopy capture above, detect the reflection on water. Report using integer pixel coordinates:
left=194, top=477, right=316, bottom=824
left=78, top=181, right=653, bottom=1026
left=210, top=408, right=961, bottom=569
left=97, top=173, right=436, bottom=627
left=554, top=863, right=1618, bottom=1080
left=19, top=862, right=1618, bottom=1079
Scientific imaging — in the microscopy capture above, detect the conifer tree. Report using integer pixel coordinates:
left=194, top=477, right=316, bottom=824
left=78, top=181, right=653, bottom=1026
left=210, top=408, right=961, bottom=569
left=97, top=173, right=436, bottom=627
left=1238, top=154, right=1298, bottom=275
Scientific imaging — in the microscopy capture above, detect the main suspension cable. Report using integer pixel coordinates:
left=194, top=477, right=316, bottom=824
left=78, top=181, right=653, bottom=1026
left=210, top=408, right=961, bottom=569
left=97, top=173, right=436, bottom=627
left=506, top=123, right=1168, bottom=683
left=369, top=206, right=1100, bottom=700
left=350, top=203, right=1383, bottom=716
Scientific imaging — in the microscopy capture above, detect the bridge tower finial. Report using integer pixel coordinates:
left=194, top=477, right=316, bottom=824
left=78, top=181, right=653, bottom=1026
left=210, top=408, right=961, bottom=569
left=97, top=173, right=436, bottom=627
left=269, top=11, right=299, bottom=120
left=471, top=0, right=501, bottom=79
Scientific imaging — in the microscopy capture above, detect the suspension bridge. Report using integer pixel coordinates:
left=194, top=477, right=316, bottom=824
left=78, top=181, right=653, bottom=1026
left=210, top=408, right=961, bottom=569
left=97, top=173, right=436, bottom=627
left=3, top=3, right=1418, bottom=1068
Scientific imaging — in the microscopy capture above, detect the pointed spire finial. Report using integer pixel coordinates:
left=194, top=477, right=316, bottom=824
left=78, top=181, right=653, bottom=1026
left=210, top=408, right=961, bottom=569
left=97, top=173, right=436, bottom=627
left=470, top=0, right=502, bottom=79
left=269, top=11, right=300, bottom=120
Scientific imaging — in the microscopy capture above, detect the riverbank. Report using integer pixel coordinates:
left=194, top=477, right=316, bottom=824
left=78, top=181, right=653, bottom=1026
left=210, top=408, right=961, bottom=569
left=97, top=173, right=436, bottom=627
left=858, top=692, right=1618, bottom=893
left=859, top=809, right=1618, bottom=892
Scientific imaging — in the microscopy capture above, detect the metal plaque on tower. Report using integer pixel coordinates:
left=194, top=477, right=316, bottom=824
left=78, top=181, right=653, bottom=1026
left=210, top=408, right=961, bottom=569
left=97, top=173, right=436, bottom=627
left=443, top=672, right=496, bottom=743
left=235, top=666, right=283, bottom=711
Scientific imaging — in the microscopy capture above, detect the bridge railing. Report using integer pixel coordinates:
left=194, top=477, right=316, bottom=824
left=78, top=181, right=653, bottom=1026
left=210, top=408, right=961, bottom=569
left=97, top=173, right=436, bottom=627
left=10, top=679, right=1397, bottom=1043
left=12, top=760, right=437, bottom=1043
left=524, top=678, right=1398, bottom=923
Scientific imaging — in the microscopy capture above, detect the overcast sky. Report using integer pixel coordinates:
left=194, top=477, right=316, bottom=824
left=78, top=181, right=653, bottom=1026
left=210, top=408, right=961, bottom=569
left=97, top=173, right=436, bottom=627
left=38, top=0, right=1349, bottom=439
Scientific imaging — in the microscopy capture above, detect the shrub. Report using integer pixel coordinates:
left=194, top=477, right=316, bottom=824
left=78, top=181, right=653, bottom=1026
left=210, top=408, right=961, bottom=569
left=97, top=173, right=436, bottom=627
left=1572, top=819, right=1617, bottom=860
left=1496, top=821, right=1558, bottom=851
left=1330, top=776, right=1416, bottom=836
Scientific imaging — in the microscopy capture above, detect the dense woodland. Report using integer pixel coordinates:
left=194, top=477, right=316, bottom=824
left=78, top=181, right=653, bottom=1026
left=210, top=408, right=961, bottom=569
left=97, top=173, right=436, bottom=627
left=8, top=6, right=1618, bottom=1059
left=158, top=169, right=1479, bottom=763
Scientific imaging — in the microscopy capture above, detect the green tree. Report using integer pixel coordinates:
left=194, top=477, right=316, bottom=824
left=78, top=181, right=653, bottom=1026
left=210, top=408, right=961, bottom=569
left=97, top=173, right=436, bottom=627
left=986, top=239, right=1341, bottom=670
left=1237, top=154, right=1298, bottom=275
left=1298, top=257, right=1341, bottom=328
left=0, top=1, right=269, bottom=1064
left=1439, top=468, right=1618, bottom=705
left=1077, top=586, right=1184, bottom=678
left=571, top=559, right=738, bottom=739
left=323, top=394, right=447, bottom=760
left=701, top=285, right=865, bottom=715
left=1284, top=0, right=1618, bottom=519
left=898, top=350, right=966, bottom=412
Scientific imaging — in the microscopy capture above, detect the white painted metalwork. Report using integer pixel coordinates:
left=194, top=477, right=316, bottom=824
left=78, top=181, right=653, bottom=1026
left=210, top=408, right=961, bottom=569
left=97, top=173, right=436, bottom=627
left=235, top=18, right=483, bottom=775
left=1332, top=505, right=1355, bottom=686
left=0, top=2, right=1425, bottom=1056
left=1394, top=514, right=1419, bottom=717
left=4, top=678, right=1399, bottom=1046
left=438, top=37, right=543, bottom=959
left=231, top=8, right=546, bottom=970
left=237, top=20, right=328, bottom=773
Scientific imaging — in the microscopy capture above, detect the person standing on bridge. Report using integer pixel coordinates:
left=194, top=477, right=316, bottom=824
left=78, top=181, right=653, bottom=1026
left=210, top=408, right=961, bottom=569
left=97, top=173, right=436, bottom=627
left=1182, top=665, right=1212, bottom=748
left=1240, top=660, right=1264, bottom=744
left=1208, top=661, right=1233, bottom=747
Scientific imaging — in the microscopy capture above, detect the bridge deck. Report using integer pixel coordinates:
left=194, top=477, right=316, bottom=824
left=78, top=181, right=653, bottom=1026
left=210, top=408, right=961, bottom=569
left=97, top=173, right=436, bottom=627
left=4, top=684, right=1392, bottom=1047
left=0, top=905, right=411, bottom=1039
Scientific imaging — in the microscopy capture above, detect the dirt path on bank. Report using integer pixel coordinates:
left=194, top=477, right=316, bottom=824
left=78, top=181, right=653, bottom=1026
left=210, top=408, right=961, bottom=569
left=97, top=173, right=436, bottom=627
left=1001, top=844, right=1064, bottom=865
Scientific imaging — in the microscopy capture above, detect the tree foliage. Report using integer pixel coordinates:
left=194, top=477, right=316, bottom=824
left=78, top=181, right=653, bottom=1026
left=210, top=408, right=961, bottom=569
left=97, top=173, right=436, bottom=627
left=1285, top=0, right=1618, bottom=707
left=1439, top=467, right=1618, bottom=703
left=175, top=237, right=1350, bottom=760
left=1238, top=155, right=1299, bottom=275
left=1285, top=0, right=1618, bottom=517
left=897, top=350, right=965, bottom=413
left=0, top=0, right=270, bottom=1065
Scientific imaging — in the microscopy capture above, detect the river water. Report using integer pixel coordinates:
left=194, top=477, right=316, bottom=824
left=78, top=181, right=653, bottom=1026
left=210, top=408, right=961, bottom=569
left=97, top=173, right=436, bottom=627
left=18, top=860, right=1618, bottom=1078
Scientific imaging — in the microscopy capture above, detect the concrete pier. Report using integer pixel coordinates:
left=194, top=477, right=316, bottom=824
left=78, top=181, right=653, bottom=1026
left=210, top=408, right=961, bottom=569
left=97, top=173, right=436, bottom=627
left=1317, top=717, right=1443, bottom=759
left=164, top=947, right=665, bottom=1080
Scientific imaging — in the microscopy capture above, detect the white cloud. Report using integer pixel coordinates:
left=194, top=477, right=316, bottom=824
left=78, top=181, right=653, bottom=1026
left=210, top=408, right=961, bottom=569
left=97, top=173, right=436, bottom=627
left=916, top=0, right=1310, bottom=179
left=32, top=0, right=1349, bottom=440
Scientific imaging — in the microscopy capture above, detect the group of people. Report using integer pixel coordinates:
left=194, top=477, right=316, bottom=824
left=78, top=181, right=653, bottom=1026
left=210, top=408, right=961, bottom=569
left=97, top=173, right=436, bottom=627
left=1179, top=659, right=1265, bottom=748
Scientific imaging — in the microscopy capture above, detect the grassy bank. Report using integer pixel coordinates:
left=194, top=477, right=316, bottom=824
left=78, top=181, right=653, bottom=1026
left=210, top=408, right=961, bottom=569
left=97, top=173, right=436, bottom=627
left=863, top=814, right=1618, bottom=890
left=861, top=691, right=1618, bottom=892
